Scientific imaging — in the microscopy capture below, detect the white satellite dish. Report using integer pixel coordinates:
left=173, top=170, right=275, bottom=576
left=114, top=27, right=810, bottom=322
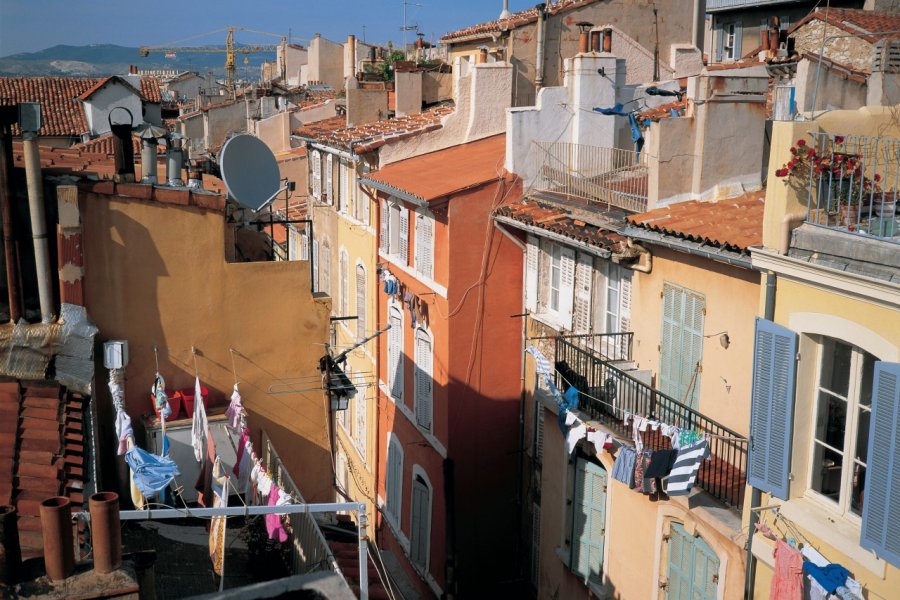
left=219, top=134, right=282, bottom=211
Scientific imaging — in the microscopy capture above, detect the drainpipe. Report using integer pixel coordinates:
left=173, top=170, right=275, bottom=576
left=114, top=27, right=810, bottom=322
left=19, top=103, right=54, bottom=322
left=0, top=104, right=22, bottom=322
left=779, top=212, right=806, bottom=255
left=625, top=239, right=653, bottom=273
left=0, top=505, right=22, bottom=584
left=40, top=496, right=75, bottom=581
left=89, top=492, right=122, bottom=574
left=534, top=3, right=547, bottom=89
left=745, top=269, right=777, bottom=600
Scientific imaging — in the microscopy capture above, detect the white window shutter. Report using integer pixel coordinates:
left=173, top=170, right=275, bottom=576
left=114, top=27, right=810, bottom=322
left=415, top=330, right=433, bottom=431
left=356, top=265, right=367, bottom=341
left=558, top=246, right=576, bottom=329
left=573, top=253, right=593, bottom=334
left=534, top=401, right=544, bottom=463
left=387, top=438, right=403, bottom=519
left=340, top=252, right=349, bottom=317
left=312, top=240, right=319, bottom=293
left=525, top=235, right=539, bottom=313
left=311, top=151, right=321, bottom=200
left=380, top=201, right=389, bottom=253
left=355, top=384, right=366, bottom=460
left=416, top=212, right=434, bottom=280
left=619, top=271, right=633, bottom=333
left=300, top=229, right=309, bottom=261
left=325, top=153, right=333, bottom=204
left=538, top=238, right=551, bottom=312
left=389, top=307, right=403, bottom=400
left=399, top=207, right=410, bottom=265
left=321, top=242, right=331, bottom=298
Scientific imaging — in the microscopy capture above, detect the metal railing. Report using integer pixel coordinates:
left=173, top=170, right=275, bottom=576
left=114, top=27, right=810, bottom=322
left=261, top=431, right=345, bottom=579
left=528, top=141, right=649, bottom=213
left=555, top=337, right=748, bottom=510
left=804, top=132, right=900, bottom=243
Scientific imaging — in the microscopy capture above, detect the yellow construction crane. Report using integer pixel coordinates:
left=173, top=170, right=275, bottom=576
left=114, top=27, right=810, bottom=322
left=139, top=26, right=288, bottom=90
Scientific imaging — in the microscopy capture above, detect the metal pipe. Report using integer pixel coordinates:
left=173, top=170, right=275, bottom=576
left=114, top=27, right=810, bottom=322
left=0, top=504, right=22, bottom=584
left=77, top=502, right=365, bottom=521
left=22, top=130, right=54, bottom=322
left=0, top=108, right=22, bottom=322
left=357, top=506, right=368, bottom=600
left=40, top=496, right=75, bottom=581
left=166, top=135, right=184, bottom=186
left=140, top=139, right=158, bottom=184
left=534, top=3, right=547, bottom=89
left=89, top=492, right=122, bottom=574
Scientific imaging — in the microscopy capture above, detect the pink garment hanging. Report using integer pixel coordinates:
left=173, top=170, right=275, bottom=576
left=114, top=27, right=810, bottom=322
left=770, top=539, right=803, bottom=600
left=224, top=384, right=243, bottom=431
left=233, top=429, right=249, bottom=478
left=265, top=484, right=288, bottom=542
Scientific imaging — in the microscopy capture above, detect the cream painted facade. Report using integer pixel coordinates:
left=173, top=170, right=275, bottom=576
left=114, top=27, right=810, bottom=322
left=747, top=109, right=900, bottom=599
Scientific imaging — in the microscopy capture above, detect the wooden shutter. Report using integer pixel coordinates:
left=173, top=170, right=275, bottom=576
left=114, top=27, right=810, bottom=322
left=861, top=361, right=900, bottom=567
left=388, top=307, right=403, bottom=400
left=714, top=22, right=724, bottom=63
left=534, top=401, right=544, bottom=463
left=320, top=242, right=331, bottom=298
left=573, top=253, right=593, bottom=334
left=312, top=240, right=319, bottom=293
left=415, top=212, right=434, bottom=280
left=387, top=437, right=403, bottom=519
left=666, top=524, right=719, bottom=600
left=380, top=201, right=389, bottom=253
left=340, top=252, right=349, bottom=317
left=300, top=229, right=309, bottom=260
left=747, top=317, right=798, bottom=500
left=659, top=283, right=678, bottom=397
left=571, top=458, right=606, bottom=583
left=410, top=476, right=430, bottom=568
left=399, top=207, right=410, bottom=265
left=415, top=330, right=433, bottom=431
left=538, top=238, right=552, bottom=313
left=619, top=271, right=632, bottom=333
left=682, top=290, right=705, bottom=407
left=525, top=235, right=539, bottom=313
left=356, top=265, right=367, bottom=341
left=733, top=20, right=743, bottom=59
left=311, top=151, right=321, bottom=200
left=531, top=503, right=541, bottom=587
left=355, top=385, right=366, bottom=460
left=558, top=246, right=576, bottom=330
left=325, top=153, right=333, bottom=204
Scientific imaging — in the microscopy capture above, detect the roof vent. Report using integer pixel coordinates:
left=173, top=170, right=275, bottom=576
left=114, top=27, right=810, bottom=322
left=873, top=39, right=900, bottom=73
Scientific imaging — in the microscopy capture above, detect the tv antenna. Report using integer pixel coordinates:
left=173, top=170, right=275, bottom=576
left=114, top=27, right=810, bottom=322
left=402, top=1, right=424, bottom=58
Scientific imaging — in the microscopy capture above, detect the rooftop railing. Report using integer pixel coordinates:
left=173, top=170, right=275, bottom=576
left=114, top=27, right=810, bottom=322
left=528, top=141, right=649, bottom=213
left=555, top=336, right=748, bottom=510
left=803, top=132, right=900, bottom=243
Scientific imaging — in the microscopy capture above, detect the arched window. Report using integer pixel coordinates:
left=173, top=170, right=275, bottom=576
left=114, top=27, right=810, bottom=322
left=385, top=434, right=403, bottom=522
left=409, top=468, right=432, bottom=571
left=356, top=264, right=367, bottom=341
left=388, top=304, right=404, bottom=400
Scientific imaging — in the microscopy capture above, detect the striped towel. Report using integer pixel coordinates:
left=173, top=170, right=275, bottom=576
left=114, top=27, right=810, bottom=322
left=665, top=440, right=709, bottom=496
left=527, top=345, right=563, bottom=402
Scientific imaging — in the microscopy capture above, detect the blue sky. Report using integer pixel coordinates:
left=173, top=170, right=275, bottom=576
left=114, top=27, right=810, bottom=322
left=0, top=0, right=534, bottom=56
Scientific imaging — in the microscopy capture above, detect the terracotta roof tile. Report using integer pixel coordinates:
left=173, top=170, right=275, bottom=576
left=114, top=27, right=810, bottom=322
left=442, top=0, right=603, bottom=42
left=626, top=190, right=766, bottom=252
left=0, top=76, right=97, bottom=137
left=636, top=98, right=688, bottom=123
left=790, top=8, right=900, bottom=44
left=292, top=115, right=347, bottom=139
left=364, top=134, right=506, bottom=202
left=140, top=76, right=162, bottom=103
left=495, top=198, right=626, bottom=252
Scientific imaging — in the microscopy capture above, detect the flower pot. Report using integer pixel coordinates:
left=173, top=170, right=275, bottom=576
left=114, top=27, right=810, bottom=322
left=151, top=390, right=183, bottom=420
left=181, top=386, right=209, bottom=417
left=839, top=204, right=860, bottom=228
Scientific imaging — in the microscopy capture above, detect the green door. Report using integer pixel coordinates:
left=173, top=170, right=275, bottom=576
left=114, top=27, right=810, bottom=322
left=571, top=458, right=607, bottom=584
left=666, top=523, right=719, bottom=600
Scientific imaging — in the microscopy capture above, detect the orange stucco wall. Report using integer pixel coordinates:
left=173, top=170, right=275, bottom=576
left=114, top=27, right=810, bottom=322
left=80, top=191, right=333, bottom=501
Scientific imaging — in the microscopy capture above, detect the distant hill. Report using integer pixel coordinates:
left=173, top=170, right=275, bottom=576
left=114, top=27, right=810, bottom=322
left=0, top=43, right=275, bottom=79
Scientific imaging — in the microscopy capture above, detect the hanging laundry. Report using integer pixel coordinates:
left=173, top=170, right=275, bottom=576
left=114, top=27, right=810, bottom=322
left=632, top=420, right=644, bottom=454
left=151, top=373, right=172, bottom=420
left=195, top=429, right=216, bottom=507
left=633, top=451, right=656, bottom=494
left=406, top=294, right=419, bottom=329
left=803, top=563, right=850, bottom=595
left=108, top=369, right=125, bottom=412
left=233, top=429, right=249, bottom=477
left=565, top=421, right=587, bottom=455
left=265, top=485, right=289, bottom=543
left=115, top=411, right=133, bottom=456
left=249, top=462, right=261, bottom=505
left=236, top=440, right=253, bottom=495
left=611, top=446, right=636, bottom=487
left=191, top=376, right=208, bottom=463
left=665, top=440, right=709, bottom=496
left=644, top=449, right=679, bottom=479
left=125, top=446, right=180, bottom=498
left=562, top=385, right=579, bottom=412
left=209, top=458, right=229, bottom=576
left=586, top=430, right=611, bottom=455
left=224, top=384, right=244, bottom=432
left=769, top=539, right=804, bottom=600
left=415, top=299, right=428, bottom=329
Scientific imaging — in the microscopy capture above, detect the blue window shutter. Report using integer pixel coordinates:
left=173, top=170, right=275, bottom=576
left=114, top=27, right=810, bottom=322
left=667, top=523, right=692, bottom=600
left=861, top=361, right=900, bottom=568
left=734, top=20, right=743, bottom=59
left=571, top=459, right=606, bottom=583
left=747, top=318, right=798, bottom=500
left=714, top=22, right=724, bottom=63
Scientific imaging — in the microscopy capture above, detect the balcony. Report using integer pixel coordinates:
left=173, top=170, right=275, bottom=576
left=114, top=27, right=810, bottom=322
left=528, top=142, right=649, bottom=214
left=706, top=0, right=801, bottom=11
left=554, top=336, right=748, bottom=510
left=802, top=132, right=900, bottom=243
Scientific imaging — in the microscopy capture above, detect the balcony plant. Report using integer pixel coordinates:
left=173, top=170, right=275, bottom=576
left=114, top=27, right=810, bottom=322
left=775, top=136, right=882, bottom=229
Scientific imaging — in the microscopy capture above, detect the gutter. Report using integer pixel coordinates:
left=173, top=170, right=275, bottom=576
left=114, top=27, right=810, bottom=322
left=493, top=214, right=613, bottom=259
left=621, top=226, right=754, bottom=270
left=292, top=138, right=359, bottom=163
left=357, top=177, right=429, bottom=208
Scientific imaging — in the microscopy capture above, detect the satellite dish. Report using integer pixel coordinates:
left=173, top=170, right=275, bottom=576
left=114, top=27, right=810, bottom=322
left=219, top=134, right=281, bottom=211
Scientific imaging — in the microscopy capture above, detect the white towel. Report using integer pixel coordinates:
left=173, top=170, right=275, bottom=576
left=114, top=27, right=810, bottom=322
left=566, top=422, right=587, bottom=455
left=190, top=376, right=208, bottom=463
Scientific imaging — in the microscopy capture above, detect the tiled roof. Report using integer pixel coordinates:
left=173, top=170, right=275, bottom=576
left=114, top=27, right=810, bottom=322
left=70, top=133, right=167, bottom=156
left=441, top=0, right=602, bottom=42
left=626, top=190, right=765, bottom=252
left=77, top=76, right=140, bottom=101
left=298, top=105, right=454, bottom=154
left=363, top=134, right=505, bottom=202
left=0, top=379, right=87, bottom=559
left=292, top=115, right=347, bottom=139
left=140, top=76, right=162, bottom=103
left=494, top=198, right=626, bottom=252
left=637, top=98, right=688, bottom=123
left=790, top=8, right=900, bottom=43
left=0, top=76, right=95, bottom=137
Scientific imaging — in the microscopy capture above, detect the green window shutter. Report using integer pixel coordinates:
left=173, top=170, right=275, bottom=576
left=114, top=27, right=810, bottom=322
left=861, top=362, right=900, bottom=567
left=682, top=290, right=705, bottom=408
left=571, top=458, right=606, bottom=584
left=666, top=523, right=719, bottom=600
left=660, top=284, right=678, bottom=398
left=747, top=318, right=798, bottom=500
left=714, top=22, right=724, bottom=63
left=659, top=284, right=705, bottom=406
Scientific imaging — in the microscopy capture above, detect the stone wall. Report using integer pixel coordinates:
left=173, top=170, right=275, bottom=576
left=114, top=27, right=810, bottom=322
left=792, top=20, right=874, bottom=71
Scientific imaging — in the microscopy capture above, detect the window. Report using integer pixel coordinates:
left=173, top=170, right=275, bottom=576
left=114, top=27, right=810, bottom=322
left=311, top=150, right=321, bottom=200
left=415, top=210, right=434, bottom=280
left=386, top=434, right=403, bottom=522
left=659, top=283, right=704, bottom=408
left=569, top=457, right=606, bottom=585
left=355, top=164, right=370, bottom=225
left=336, top=451, right=349, bottom=502
left=550, top=243, right=562, bottom=311
left=591, top=262, right=632, bottom=356
left=356, top=264, right=367, bottom=342
left=325, top=153, right=333, bottom=205
left=809, top=337, right=875, bottom=517
left=715, top=20, right=742, bottom=62
left=388, top=304, right=404, bottom=400
left=536, top=239, right=575, bottom=329
left=339, top=250, right=349, bottom=317
left=381, top=199, right=410, bottom=265
left=354, top=373, right=367, bottom=461
left=338, top=159, right=350, bottom=214
left=409, top=470, right=432, bottom=571
left=320, top=240, right=331, bottom=298
left=414, top=328, right=433, bottom=431
left=665, top=523, right=719, bottom=600
left=312, top=239, right=319, bottom=293
left=572, top=253, right=592, bottom=334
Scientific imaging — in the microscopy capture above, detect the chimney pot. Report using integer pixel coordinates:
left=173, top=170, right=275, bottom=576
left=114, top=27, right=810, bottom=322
left=40, top=497, right=75, bottom=582
left=590, top=30, right=601, bottom=53
left=602, top=28, right=613, bottom=53
left=0, top=505, right=22, bottom=584
left=576, top=22, right=593, bottom=55
left=89, top=492, right=122, bottom=574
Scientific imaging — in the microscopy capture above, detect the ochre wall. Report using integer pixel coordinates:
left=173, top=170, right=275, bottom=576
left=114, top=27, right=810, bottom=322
left=80, top=191, right=333, bottom=501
